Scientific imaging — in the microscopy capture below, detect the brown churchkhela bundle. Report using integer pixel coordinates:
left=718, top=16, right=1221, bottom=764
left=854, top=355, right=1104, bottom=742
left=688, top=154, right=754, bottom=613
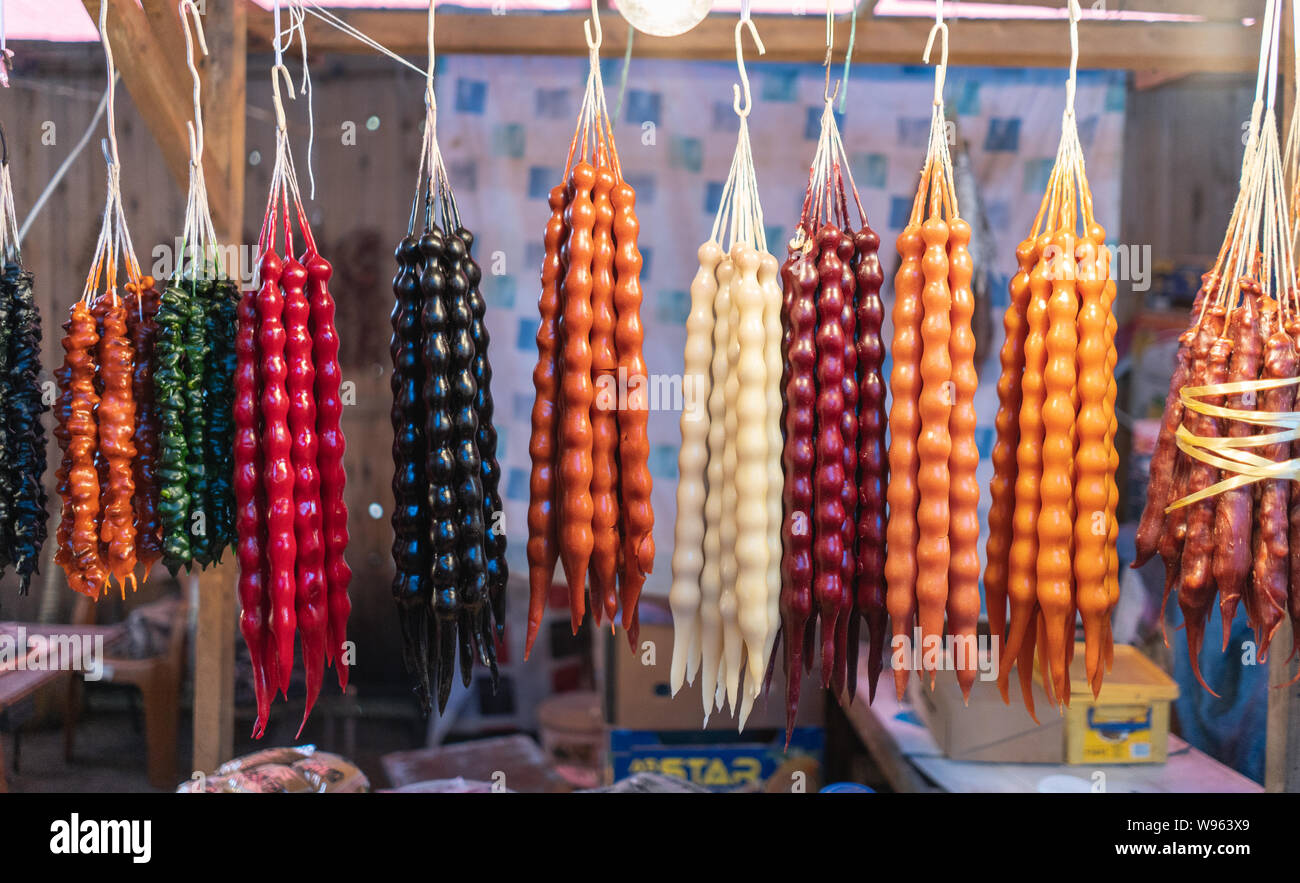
left=986, top=50, right=1120, bottom=715
left=526, top=16, right=652, bottom=657
left=55, top=23, right=159, bottom=600
left=884, top=27, right=981, bottom=706
left=777, top=87, right=887, bottom=742
left=1137, top=1, right=1300, bottom=690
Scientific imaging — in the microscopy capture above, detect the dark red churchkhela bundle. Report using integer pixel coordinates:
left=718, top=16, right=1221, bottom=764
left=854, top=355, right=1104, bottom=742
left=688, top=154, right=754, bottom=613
left=778, top=94, right=887, bottom=742
left=235, top=77, right=351, bottom=739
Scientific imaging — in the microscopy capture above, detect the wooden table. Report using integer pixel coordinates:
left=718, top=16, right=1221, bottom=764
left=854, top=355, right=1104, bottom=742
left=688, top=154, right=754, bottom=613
left=0, top=622, right=127, bottom=792
left=841, top=657, right=1262, bottom=794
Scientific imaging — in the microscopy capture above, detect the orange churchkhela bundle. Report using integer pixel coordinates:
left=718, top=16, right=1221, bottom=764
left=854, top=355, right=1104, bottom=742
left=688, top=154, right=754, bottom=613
left=56, top=7, right=162, bottom=600
left=1136, top=0, right=1300, bottom=692
left=526, top=12, right=653, bottom=657
left=987, top=4, right=1120, bottom=714
left=885, top=16, right=980, bottom=704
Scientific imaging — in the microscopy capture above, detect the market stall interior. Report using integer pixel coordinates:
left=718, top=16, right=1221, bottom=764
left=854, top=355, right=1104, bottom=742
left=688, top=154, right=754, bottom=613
left=0, top=0, right=1289, bottom=794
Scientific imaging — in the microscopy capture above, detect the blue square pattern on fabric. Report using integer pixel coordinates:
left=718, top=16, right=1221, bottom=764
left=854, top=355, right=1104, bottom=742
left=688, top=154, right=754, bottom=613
left=985, top=199, right=1011, bottom=234
left=1105, top=81, right=1126, bottom=114
left=505, top=466, right=528, bottom=503
left=1022, top=158, right=1054, bottom=195
left=712, top=100, right=737, bottom=132
left=651, top=443, right=678, bottom=480
left=704, top=180, right=724, bottom=215
left=853, top=152, right=888, bottom=190
left=765, top=224, right=785, bottom=250
left=492, top=123, right=526, bottom=159
left=625, top=89, right=662, bottom=126
left=888, top=195, right=913, bottom=231
left=527, top=166, right=560, bottom=200
left=516, top=317, right=539, bottom=353
left=448, top=160, right=477, bottom=193
left=975, top=426, right=995, bottom=460
left=493, top=425, right=508, bottom=463
left=985, top=117, right=1022, bottom=153
left=486, top=273, right=517, bottom=309
left=511, top=392, right=533, bottom=422
left=1076, top=115, right=1099, bottom=149
left=639, top=245, right=653, bottom=282
left=625, top=172, right=656, bottom=206
left=656, top=288, right=690, bottom=325
left=897, top=117, right=931, bottom=150
left=955, top=80, right=981, bottom=117
left=670, top=136, right=704, bottom=173
left=761, top=65, right=800, bottom=102
left=535, top=87, right=572, bottom=120
left=525, top=241, right=546, bottom=273
left=456, top=78, right=488, bottom=114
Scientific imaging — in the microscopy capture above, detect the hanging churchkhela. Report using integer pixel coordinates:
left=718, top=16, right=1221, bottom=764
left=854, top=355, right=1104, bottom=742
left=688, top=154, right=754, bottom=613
left=987, top=3, right=1119, bottom=715
left=526, top=14, right=653, bottom=658
left=235, top=62, right=351, bottom=738
left=55, top=10, right=156, bottom=601
left=668, top=18, right=782, bottom=731
left=884, top=19, right=981, bottom=706
left=777, top=72, right=887, bottom=741
left=0, top=131, right=49, bottom=597
left=156, top=3, right=238, bottom=577
left=389, top=16, right=506, bottom=714
left=1136, top=0, right=1300, bottom=692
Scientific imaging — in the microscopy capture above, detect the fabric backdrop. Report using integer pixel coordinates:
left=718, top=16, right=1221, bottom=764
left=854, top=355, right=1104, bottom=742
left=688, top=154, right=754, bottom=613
left=429, top=53, right=1127, bottom=597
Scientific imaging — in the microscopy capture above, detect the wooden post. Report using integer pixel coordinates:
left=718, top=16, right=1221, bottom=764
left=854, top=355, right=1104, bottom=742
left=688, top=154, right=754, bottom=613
left=191, top=0, right=246, bottom=775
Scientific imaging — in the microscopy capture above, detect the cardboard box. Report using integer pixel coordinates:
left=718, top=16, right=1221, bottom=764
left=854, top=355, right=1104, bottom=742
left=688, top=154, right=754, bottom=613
left=912, top=642, right=1178, bottom=765
left=603, top=600, right=824, bottom=731
left=608, top=726, right=823, bottom=792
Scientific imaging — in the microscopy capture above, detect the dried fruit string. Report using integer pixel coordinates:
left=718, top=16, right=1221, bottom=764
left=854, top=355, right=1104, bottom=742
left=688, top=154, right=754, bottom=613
left=55, top=3, right=148, bottom=602
left=389, top=0, right=506, bottom=716
left=884, top=4, right=980, bottom=704
left=157, top=1, right=239, bottom=578
left=776, top=3, right=887, bottom=744
left=526, top=3, right=653, bottom=659
left=235, top=26, right=350, bottom=737
left=668, top=14, right=782, bottom=732
left=988, top=0, right=1120, bottom=713
left=0, top=124, right=49, bottom=598
left=1144, top=0, right=1300, bottom=692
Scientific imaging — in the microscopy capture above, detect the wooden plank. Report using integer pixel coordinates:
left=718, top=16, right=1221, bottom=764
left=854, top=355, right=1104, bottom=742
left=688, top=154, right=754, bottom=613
left=988, top=0, right=1259, bottom=17
left=198, top=0, right=247, bottom=243
left=82, top=0, right=234, bottom=229
left=244, top=9, right=1258, bottom=73
left=189, top=0, right=245, bottom=777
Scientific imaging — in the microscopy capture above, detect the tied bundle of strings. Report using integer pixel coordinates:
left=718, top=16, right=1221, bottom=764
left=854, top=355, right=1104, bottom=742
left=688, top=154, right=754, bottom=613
left=154, top=0, right=239, bottom=577
left=668, top=17, right=784, bottom=733
left=526, top=9, right=654, bottom=660
left=0, top=126, right=49, bottom=598
left=1135, top=0, right=1300, bottom=693
left=233, top=25, right=351, bottom=737
left=884, top=9, right=981, bottom=707
left=986, top=0, right=1120, bottom=716
left=777, top=20, right=887, bottom=746
left=389, top=0, right=507, bottom=716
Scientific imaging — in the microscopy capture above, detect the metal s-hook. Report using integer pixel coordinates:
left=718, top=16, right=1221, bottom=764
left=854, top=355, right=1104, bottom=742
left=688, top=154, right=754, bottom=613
left=1064, top=0, right=1080, bottom=118
left=732, top=17, right=765, bottom=119
left=271, top=63, right=296, bottom=132
left=822, top=0, right=840, bottom=104
left=179, top=0, right=209, bottom=164
left=922, top=1, right=948, bottom=107
left=584, top=0, right=602, bottom=52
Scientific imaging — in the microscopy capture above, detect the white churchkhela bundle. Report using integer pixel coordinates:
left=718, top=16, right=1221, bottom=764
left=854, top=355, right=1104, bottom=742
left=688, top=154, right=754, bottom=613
left=668, top=18, right=782, bottom=730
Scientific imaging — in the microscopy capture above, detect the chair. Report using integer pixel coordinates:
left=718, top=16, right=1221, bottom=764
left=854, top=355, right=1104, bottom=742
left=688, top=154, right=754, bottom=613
left=65, top=594, right=189, bottom=790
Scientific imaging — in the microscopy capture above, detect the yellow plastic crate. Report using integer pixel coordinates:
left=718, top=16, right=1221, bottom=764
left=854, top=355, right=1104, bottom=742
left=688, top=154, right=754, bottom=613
left=1036, top=642, right=1180, bottom=764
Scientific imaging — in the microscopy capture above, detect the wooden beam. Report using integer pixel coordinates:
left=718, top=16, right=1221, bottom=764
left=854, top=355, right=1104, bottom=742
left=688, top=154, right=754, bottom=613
left=82, top=0, right=235, bottom=232
left=245, top=10, right=1258, bottom=74
left=190, top=0, right=245, bottom=777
